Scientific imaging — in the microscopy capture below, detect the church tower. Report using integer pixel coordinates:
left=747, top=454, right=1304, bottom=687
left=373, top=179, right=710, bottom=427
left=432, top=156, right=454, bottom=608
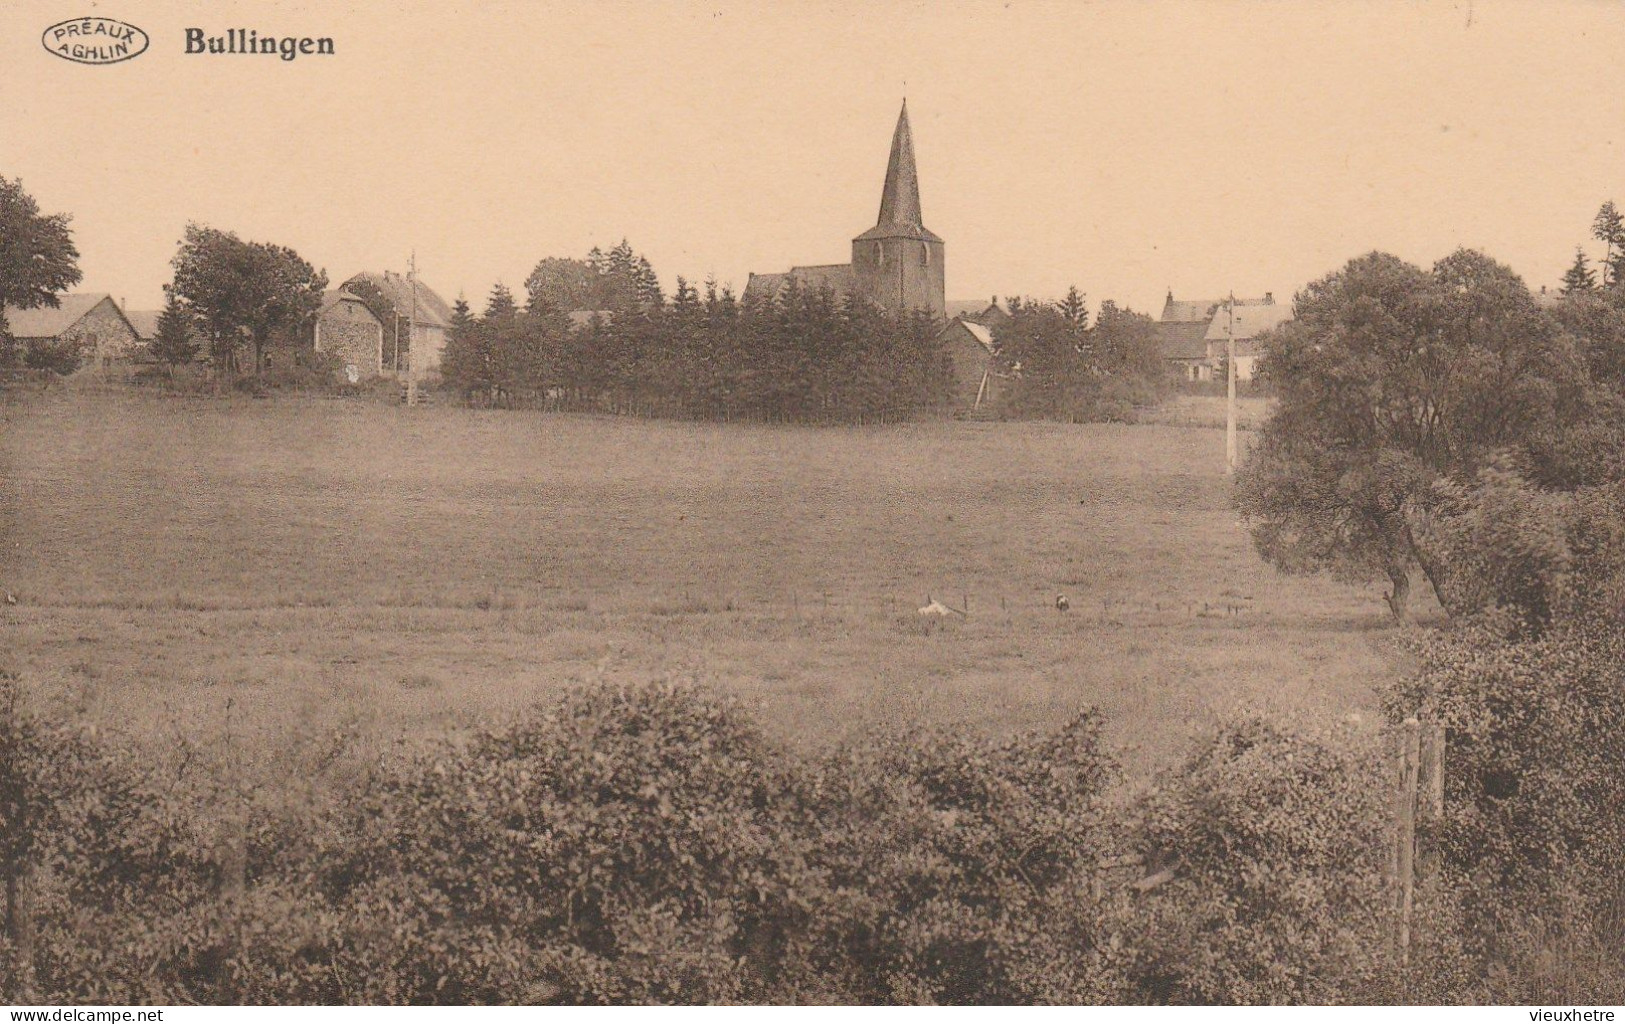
left=851, top=100, right=945, bottom=320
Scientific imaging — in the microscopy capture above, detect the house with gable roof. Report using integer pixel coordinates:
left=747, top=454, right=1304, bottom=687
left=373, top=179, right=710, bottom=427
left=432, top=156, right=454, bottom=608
left=1, top=293, right=141, bottom=374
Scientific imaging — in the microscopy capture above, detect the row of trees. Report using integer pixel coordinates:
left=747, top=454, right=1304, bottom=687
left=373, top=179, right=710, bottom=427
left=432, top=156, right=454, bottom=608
left=445, top=258, right=1169, bottom=424
left=444, top=278, right=952, bottom=422
left=441, top=244, right=955, bottom=422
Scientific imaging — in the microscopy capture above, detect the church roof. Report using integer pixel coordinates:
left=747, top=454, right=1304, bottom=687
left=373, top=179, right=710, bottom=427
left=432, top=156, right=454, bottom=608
left=853, top=100, right=942, bottom=244
left=743, top=272, right=788, bottom=304
left=743, top=266, right=857, bottom=304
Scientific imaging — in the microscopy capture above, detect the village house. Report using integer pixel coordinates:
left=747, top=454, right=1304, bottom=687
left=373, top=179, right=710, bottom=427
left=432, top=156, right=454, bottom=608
left=938, top=317, right=999, bottom=414
left=944, top=298, right=1012, bottom=332
left=313, top=290, right=385, bottom=380
left=1203, top=296, right=1292, bottom=382
left=1156, top=291, right=1290, bottom=382
left=341, top=271, right=454, bottom=376
left=1, top=293, right=141, bottom=374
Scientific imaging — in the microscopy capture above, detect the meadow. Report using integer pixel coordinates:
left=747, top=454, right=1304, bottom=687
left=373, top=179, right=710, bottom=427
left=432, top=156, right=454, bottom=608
left=0, top=389, right=1410, bottom=782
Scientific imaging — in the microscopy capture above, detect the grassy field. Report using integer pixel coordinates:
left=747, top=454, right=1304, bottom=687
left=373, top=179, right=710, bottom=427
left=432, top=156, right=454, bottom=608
left=0, top=390, right=1413, bottom=782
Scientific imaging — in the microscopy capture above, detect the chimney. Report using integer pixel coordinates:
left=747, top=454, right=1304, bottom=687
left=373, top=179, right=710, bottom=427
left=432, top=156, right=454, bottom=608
left=120, top=297, right=126, bottom=309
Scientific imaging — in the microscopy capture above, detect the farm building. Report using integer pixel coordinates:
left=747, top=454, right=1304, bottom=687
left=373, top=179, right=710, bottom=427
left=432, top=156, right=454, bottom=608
left=340, top=270, right=454, bottom=376
left=1, top=294, right=141, bottom=374
left=313, top=290, right=385, bottom=380
left=1157, top=291, right=1289, bottom=382
left=939, top=317, right=1000, bottom=413
left=1157, top=293, right=1222, bottom=382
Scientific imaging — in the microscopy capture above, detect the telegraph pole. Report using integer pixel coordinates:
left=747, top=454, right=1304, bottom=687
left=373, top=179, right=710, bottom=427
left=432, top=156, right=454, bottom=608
left=1225, top=291, right=1238, bottom=475
left=407, top=250, right=420, bottom=406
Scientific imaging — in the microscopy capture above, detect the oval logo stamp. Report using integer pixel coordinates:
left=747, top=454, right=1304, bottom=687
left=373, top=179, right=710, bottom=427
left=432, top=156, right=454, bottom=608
left=41, top=17, right=149, bottom=65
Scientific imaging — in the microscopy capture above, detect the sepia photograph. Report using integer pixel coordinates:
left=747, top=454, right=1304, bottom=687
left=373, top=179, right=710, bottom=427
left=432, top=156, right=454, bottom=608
left=1, top=0, right=1623, bottom=1010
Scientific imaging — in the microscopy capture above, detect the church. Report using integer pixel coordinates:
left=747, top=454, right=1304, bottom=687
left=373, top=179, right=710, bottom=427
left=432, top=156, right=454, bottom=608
left=744, top=100, right=946, bottom=320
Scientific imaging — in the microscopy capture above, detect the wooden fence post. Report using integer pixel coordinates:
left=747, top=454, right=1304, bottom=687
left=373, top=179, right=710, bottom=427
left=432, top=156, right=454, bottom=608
left=1416, top=719, right=1445, bottom=889
left=1394, top=717, right=1421, bottom=963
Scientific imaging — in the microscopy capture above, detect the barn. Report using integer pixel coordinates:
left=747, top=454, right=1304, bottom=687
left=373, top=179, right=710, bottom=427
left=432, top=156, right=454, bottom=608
left=1, top=294, right=141, bottom=375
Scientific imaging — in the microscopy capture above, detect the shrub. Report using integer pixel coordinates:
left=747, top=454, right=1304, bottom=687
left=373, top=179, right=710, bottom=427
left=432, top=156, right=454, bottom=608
left=791, top=712, right=1119, bottom=1003
left=1109, top=718, right=1391, bottom=1004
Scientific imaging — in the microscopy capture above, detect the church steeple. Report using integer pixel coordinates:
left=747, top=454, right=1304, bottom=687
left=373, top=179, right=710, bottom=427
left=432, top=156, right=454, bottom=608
left=850, top=99, right=945, bottom=319
left=855, top=100, right=942, bottom=245
left=876, top=99, right=923, bottom=228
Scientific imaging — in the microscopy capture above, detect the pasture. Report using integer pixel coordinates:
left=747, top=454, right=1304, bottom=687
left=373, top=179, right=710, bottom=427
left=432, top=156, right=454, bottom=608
left=0, top=390, right=1408, bottom=782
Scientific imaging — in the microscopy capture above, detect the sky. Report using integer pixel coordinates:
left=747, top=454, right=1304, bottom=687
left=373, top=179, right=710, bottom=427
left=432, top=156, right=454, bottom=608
left=4, top=0, right=1625, bottom=316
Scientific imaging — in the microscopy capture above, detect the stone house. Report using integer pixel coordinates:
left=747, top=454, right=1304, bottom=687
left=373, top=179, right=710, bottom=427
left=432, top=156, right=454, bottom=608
left=313, top=290, right=385, bottom=380
left=1, top=293, right=141, bottom=374
left=340, top=270, right=454, bottom=376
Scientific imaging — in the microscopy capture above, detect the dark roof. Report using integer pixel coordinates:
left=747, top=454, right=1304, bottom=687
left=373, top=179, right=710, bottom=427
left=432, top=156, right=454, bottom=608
left=319, top=288, right=373, bottom=315
left=1160, top=297, right=1221, bottom=323
left=1157, top=320, right=1213, bottom=360
left=853, top=100, right=942, bottom=244
left=2, top=293, right=127, bottom=339
left=1160, top=293, right=1274, bottom=324
left=787, top=263, right=856, bottom=295
left=342, top=271, right=454, bottom=328
left=1203, top=301, right=1293, bottom=343
left=125, top=309, right=162, bottom=341
left=743, top=272, right=788, bottom=304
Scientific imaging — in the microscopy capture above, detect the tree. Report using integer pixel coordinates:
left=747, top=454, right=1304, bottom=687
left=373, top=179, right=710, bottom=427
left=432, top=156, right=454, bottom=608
left=1560, top=246, right=1597, bottom=295
left=1592, top=201, right=1625, bottom=288
left=148, top=289, right=199, bottom=375
left=523, top=257, right=597, bottom=312
left=993, top=298, right=1096, bottom=420
left=483, top=283, right=518, bottom=322
left=440, top=295, right=495, bottom=401
left=1057, top=286, right=1089, bottom=335
left=1234, top=249, right=1602, bottom=622
left=0, top=177, right=82, bottom=363
left=169, top=224, right=327, bottom=378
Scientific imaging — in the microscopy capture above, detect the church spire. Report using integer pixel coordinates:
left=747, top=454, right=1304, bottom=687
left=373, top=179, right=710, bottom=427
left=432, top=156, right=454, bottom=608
left=875, top=99, right=923, bottom=228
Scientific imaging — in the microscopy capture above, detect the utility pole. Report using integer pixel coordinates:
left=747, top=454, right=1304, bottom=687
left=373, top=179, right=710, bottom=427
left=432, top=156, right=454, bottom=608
left=1225, top=291, right=1238, bottom=475
left=407, top=250, right=420, bottom=406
